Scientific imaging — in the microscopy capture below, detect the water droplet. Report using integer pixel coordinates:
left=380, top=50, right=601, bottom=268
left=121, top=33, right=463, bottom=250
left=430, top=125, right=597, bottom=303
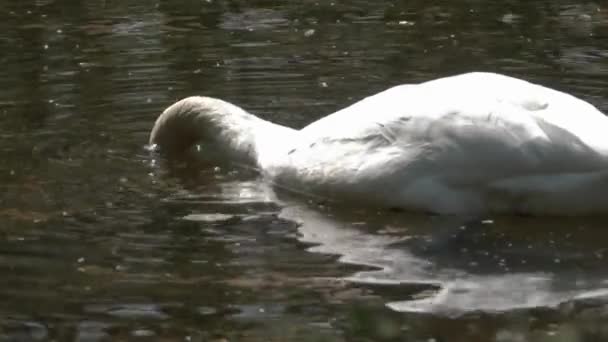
left=398, top=20, right=414, bottom=26
left=131, top=329, right=155, bottom=337
left=500, top=13, right=520, bottom=24
left=183, top=213, right=235, bottom=222
left=197, top=306, right=218, bottom=315
left=146, top=144, right=159, bottom=152
left=304, top=29, right=315, bottom=37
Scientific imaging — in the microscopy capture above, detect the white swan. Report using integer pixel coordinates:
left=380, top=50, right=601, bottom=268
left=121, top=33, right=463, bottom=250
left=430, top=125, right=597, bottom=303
left=150, top=72, right=608, bottom=215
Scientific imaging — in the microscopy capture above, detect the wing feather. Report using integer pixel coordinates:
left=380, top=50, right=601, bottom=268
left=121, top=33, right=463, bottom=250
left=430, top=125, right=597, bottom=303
left=273, top=72, right=608, bottom=205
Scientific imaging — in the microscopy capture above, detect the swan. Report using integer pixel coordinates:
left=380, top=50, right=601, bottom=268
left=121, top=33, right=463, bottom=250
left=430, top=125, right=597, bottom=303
left=150, top=72, right=608, bottom=215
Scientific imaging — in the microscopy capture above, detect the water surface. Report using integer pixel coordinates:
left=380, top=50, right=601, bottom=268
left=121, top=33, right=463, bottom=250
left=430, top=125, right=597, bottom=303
left=2, top=0, right=608, bottom=341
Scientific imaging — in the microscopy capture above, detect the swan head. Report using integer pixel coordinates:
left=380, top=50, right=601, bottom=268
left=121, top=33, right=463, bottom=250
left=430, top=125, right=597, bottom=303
left=149, top=96, right=238, bottom=154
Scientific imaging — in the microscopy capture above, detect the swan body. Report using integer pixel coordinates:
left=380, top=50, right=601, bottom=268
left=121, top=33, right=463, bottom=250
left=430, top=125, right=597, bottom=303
left=150, top=72, right=608, bottom=215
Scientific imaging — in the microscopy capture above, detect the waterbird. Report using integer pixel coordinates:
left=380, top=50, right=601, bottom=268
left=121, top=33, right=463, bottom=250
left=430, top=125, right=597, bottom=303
left=150, top=72, right=608, bottom=215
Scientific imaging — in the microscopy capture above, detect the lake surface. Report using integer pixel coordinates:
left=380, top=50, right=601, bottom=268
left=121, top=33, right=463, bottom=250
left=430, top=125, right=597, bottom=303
left=2, top=0, right=608, bottom=341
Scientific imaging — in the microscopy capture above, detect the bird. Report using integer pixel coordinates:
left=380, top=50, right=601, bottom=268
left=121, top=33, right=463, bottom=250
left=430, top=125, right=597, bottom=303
left=149, top=72, right=608, bottom=216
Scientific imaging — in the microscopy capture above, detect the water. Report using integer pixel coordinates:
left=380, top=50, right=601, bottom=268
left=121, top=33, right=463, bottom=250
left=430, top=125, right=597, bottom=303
left=2, top=0, right=608, bottom=341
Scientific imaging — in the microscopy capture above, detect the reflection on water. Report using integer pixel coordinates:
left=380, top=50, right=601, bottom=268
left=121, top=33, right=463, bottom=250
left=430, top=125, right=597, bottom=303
left=279, top=196, right=608, bottom=315
left=161, top=171, right=608, bottom=340
left=2, top=0, right=608, bottom=340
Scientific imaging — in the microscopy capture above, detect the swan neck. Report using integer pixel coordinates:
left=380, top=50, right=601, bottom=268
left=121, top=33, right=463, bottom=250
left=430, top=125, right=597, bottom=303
left=211, top=109, right=287, bottom=166
left=150, top=97, right=295, bottom=167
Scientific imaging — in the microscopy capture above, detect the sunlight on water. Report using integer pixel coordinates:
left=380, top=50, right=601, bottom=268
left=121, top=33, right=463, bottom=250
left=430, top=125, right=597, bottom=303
left=176, top=177, right=608, bottom=316
left=279, top=203, right=608, bottom=315
left=2, top=0, right=608, bottom=340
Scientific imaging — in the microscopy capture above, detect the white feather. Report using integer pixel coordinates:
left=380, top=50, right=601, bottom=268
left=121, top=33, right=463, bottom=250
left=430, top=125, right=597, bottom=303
left=150, top=72, right=608, bottom=215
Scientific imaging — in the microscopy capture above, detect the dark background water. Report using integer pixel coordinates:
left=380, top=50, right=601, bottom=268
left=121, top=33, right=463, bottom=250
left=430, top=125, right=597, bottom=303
left=2, top=0, right=608, bottom=341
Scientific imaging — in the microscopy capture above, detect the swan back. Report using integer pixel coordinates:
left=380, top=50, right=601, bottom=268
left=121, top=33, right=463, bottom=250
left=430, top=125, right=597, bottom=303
left=269, top=72, right=608, bottom=214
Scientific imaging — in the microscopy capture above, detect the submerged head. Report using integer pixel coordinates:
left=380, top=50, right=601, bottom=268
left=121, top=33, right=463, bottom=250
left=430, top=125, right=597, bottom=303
left=149, top=96, right=230, bottom=154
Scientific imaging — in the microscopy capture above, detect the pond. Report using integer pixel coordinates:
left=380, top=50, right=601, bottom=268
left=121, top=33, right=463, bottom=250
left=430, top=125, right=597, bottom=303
left=2, top=0, right=608, bottom=341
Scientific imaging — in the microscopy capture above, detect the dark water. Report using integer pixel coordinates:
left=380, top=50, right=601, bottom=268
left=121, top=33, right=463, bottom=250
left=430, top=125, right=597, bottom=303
left=2, top=0, right=608, bottom=341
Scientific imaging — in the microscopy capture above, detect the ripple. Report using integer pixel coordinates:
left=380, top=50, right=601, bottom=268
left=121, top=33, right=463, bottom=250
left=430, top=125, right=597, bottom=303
left=84, top=303, right=172, bottom=320
left=280, top=205, right=608, bottom=315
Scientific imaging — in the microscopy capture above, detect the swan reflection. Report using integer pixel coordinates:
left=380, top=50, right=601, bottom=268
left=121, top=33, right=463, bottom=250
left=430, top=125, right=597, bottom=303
left=173, top=176, right=608, bottom=315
